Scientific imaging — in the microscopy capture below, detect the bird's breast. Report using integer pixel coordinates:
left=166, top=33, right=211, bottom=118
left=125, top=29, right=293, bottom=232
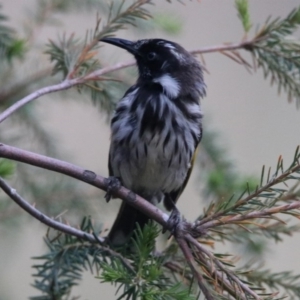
left=110, top=86, right=202, bottom=198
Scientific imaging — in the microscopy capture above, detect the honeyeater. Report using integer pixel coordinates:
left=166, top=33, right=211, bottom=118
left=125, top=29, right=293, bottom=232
left=101, top=37, right=206, bottom=246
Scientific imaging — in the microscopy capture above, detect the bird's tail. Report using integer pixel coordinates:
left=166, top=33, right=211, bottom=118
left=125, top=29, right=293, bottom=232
left=108, top=202, right=150, bottom=247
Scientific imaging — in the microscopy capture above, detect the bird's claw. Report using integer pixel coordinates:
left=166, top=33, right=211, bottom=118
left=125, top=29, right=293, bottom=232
left=163, top=206, right=181, bottom=238
left=105, top=176, right=121, bottom=202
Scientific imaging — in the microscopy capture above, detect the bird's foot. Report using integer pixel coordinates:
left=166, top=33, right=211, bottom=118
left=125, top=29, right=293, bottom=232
left=163, top=205, right=181, bottom=237
left=105, top=176, right=121, bottom=202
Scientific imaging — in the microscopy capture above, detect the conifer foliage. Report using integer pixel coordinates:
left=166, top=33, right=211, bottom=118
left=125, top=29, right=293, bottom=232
left=0, top=1, right=300, bottom=299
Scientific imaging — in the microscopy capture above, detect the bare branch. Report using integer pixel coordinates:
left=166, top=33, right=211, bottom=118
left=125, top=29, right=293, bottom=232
left=0, top=176, right=136, bottom=273
left=0, top=61, right=134, bottom=124
left=198, top=162, right=300, bottom=227
left=186, top=235, right=262, bottom=300
left=0, top=176, right=99, bottom=243
left=0, top=141, right=292, bottom=298
left=202, top=200, right=300, bottom=230
left=0, top=143, right=169, bottom=227
left=176, top=236, right=214, bottom=300
left=0, top=40, right=257, bottom=124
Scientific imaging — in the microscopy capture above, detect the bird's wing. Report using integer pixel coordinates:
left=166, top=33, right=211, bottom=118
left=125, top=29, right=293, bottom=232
left=164, top=131, right=202, bottom=211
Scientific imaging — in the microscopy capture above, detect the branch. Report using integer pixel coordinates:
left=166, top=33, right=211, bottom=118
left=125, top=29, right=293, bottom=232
left=190, top=40, right=254, bottom=55
left=0, top=143, right=169, bottom=227
left=0, top=68, right=52, bottom=104
left=198, top=161, right=300, bottom=227
left=0, top=40, right=255, bottom=124
left=0, top=176, right=99, bottom=242
left=186, top=235, right=261, bottom=300
left=0, top=61, right=134, bottom=124
left=202, top=200, right=300, bottom=230
left=176, top=237, right=214, bottom=300
left=0, top=176, right=136, bottom=274
left=0, top=142, right=289, bottom=298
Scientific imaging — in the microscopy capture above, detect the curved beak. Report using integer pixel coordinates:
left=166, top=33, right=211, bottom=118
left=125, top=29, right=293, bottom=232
left=100, top=37, right=138, bottom=56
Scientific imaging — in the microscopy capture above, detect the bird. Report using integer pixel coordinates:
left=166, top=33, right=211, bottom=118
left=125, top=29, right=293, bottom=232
left=101, top=37, right=206, bottom=247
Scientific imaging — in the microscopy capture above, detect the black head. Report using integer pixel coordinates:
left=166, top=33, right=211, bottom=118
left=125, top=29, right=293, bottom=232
left=101, top=37, right=206, bottom=99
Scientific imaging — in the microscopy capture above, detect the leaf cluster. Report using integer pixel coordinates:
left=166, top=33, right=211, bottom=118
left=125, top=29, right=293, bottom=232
left=0, top=6, right=25, bottom=62
left=236, top=4, right=300, bottom=106
left=235, top=0, right=252, bottom=33
left=240, top=264, right=300, bottom=299
left=208, top=146, right=300, bottom=218
left=2, top=1, right=300, bottom=299
left=31, top=220, right=194, bottom=300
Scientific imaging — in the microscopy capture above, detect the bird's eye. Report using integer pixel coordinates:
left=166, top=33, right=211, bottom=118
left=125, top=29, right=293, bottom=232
left=147, top=52, right=156, bottom=61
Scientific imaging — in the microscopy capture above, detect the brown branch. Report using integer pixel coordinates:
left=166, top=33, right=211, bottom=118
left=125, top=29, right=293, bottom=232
left=188, top=241, right=247, bottom=300
left=0, top=176, right=136, bottom=273
left=0, top=143, right=170, bottom=227
left=0, top=61, right=134, bottom=124
left=0, top=176, right=99, bottom=243
left=0, top=68, right=52, bottom=104
left=176, top=237, right=214, bottom=300
left=198, top=162, right=300, bottom=227
left=202, top=200, right=300, bottom=230
left=0, top=142, right=215, bottom=296
left=190, top=40, right=254, bottom=55
left=0, top=142, right=291, bottom=298
left=0, top=39, right=258, bottom=124
left=186, top=235, right=262, bottom=300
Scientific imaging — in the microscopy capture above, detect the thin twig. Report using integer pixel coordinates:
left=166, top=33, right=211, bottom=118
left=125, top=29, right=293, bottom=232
left=186, top=235, right=261, bottom=300
left=202, top=200, right=300, bottom=230
left=190, top=40, right=254, bottom=55
left=176, top=237, right=214, bottom=300
left=0, top=39, right=257, bottom=124
left=0, top=176, right=136, bottom=273
left=0, top=176, right=99, bottom=243
left=189, top=241, right=247, bottom=300
left=0, top=61, right=134, bottom=124
left=198, top=162, right=300, bottom=227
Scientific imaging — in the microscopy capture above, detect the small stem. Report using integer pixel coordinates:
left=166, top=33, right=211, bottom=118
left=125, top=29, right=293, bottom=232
left=190, top=40, right=253, bottom=55
left=0, top=39, right=255, bottom=124
left=0, top=176, right=98, bottom=243
left=0, top=176, right=136, bottom=273
left=202, top=200, right=300, bottom=230
left=0, top=61, right=134, bottom=124
left=186, top=235, right=261, bottom=300
left=198, top=162, right=300, bottom=227
left=176, top=237, right=214, bottom=300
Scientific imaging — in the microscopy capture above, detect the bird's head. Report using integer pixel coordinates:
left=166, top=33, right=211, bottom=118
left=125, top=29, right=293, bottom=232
left=101, top=37, right=206, bottom=99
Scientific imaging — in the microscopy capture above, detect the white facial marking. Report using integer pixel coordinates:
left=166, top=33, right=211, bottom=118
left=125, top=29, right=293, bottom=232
left=164, top=43, right=185, bottom=62
left=154, top=74, right=180, bottom=99
left=161, top=61, right=169, bottom=71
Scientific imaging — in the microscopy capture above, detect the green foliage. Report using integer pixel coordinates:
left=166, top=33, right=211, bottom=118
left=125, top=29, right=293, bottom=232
left=197, top=145, right=300, bottom=274
left=100, top=223, right=194, bottom=300
left=46, top=34, right=101, bottom=78
left=0, top=6, right=25, bottom=62
left=98, top=0, right=153, bottom=39
left=32, top=221, right=194, bottom=300
left=247, top=7, right=300, bottom=106
left=31, top=218, right=102, bottom=300
left=235, top=0, right=252, bottom=33
left=0, top=159, right=14, bottom=178
left=240, top=265, right=300, bottom=299
left=1, top=1, right=300, bottom=299
left=45, top=0, right=154, bottom=78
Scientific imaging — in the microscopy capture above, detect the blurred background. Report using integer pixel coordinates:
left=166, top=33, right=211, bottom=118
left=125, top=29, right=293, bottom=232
left=0, top=0, right=299, bottom=299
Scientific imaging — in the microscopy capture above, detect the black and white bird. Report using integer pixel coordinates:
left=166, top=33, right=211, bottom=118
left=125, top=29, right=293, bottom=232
left=101, top=37, right=206, bottom=246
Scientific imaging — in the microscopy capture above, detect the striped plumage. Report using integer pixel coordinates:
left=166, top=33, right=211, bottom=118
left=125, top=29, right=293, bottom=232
left=101, top=38, right=206, bottom=246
